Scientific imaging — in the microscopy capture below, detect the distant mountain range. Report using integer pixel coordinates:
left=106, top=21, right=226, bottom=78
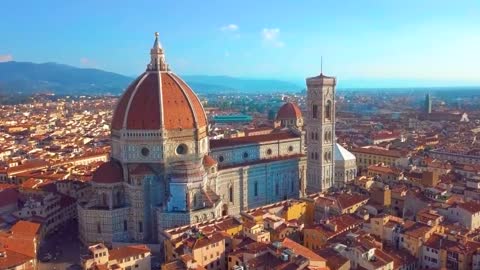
left=0, top=61, right=303, bottom=95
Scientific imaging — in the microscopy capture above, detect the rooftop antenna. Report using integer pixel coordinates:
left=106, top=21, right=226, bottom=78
left=321, top=56, right=323, bottom=75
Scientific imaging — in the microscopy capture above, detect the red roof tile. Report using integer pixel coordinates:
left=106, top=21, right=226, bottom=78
left=276, top=102, right=302, bottom=120
left=111, top=72, right=207, bottom=131
left=10, top=220, right=41, bottom=238
left=109, top=245, right=150, bottom=261
left=203, top=155, right=217, bottom=167
left=210, top=131, right=299, bottom=149
left=92, top=160, right=123, bottom=184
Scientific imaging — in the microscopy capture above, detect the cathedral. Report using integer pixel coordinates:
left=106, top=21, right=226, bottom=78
left=78, top=33, right=356, bottom=246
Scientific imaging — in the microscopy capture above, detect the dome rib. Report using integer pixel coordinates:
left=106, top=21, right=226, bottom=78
left=171, top=73, right=208, bottom=129
left=167, top=73, right=198, bottom=129
left=276, top=102, right=302, bottom=120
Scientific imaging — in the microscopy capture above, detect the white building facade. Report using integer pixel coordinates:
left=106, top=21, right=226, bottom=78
left=306, top=74, right=336, bottom=192
left=78, top=34, right=309, bottom=246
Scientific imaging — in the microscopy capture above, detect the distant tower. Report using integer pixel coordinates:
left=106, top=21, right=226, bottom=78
left=306, top=72, right=336, bottom=193
left=425, top=93, right=432, bottom=114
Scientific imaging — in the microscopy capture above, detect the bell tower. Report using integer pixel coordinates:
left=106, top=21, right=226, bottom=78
left=305, top=73, right=336, bottom=193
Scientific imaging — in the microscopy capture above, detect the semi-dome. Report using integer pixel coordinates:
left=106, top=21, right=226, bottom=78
left=277, top=102, right=302, bottom=120
left=92, top=160, right=123, bottom=184
left=170, top=160, right=206, bottom=183
left=111, top=33, right=207, bottom=131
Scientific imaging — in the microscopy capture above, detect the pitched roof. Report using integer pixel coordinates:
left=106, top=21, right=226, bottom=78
left=334, top=143, right=356, bottom=161
left=0, top=247, right=34, bottom=269
left=10, top=220, right=41, bottom=238
left=457, top=201, right=480, bottom=214
left=210, top=131, right=299, bottom=149
left=109, top=245, right=150, bottom=261
left=281, top=237, right=326, bottom=262
left=351, top=147, right=403, bottom=158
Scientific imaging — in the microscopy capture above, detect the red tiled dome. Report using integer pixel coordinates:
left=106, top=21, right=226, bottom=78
left=111, top=72, right=207, bottom=130
left=276, top=102, right=302, bottom=120
left=92, top=160, right=123, bottom=184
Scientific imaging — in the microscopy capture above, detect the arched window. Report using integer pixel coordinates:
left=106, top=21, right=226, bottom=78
left=312, top=104, right=318, bottom=119
left=254, top=181, right=258, bottom=197
left=193, top=193, right=198, bottom=207
left=102, top=193, right=108, bottom=207
left=275, top=183, right=279, bottom=195
left=229, top=186, right=233, bottom=203
left=325, top=100, right=332, bottom=121
left=315, top=132, right=318, bottom=141
left=116, top=191, right=122, bottom=206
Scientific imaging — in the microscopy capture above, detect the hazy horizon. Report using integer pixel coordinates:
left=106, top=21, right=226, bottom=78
left=1, top=0, right=479, bottom=88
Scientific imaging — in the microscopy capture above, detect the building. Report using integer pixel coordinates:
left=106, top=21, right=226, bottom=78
left=81, top=243, right=151, bottom=270
left=13, top=191, right=76, bottom=237
left=306, top=73, right=336, bottom=192
left=425, top=93, right=432, bottom=114
left=275, top=102, right=304, bottom=129
left=338, top=235, right=395, bottom=270
left=0, top=220, right=40, bottom=270
left=333, top=143, right=357, bottom=187
left=227, top=238, right=328, bottom=270
left=430, top=148, right=480, bottom=165
left=164, top=230, right=227, bottom=270
left=162, top=215, right=242, bottom=263
left=442, top=201, right=480, bottom=231
left=303, top=214, right=363, bottom=250
left=351, top=147, right=405, bottom=171
left=78, top=34, right=316, bottom=246
left=213, top=114, right=253, bottom=124
left=421, top=233, right=480, bottom=270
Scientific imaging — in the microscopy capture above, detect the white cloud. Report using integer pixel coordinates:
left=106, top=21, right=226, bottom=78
left=0, top=54, right=13, bottom=62
left=220, top=24, right=239, bottom=32
left=261, top=28, right=284, bottom=47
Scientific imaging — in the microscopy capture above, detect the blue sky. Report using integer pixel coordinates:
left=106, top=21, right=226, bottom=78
left=1, top=0, right=479, bottom=87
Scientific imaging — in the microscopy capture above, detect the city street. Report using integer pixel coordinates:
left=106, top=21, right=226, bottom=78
left=38, top=221, right=86, bottom=270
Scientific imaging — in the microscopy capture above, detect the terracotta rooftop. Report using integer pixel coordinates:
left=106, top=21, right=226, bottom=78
left=457, top=201, right=480, bottom=214
left=335, top=193, right=369, bottom=210
left=276, top=102, right=302, bottom=120
left=351, top=147, right=403, bottom=158
left=91, top=160, right=123, bottom=184
left=10, top=220, right=41, bottom=238
left=111, top=72, right=207, bottom=130
left=281, top=237, right=326, bottom=262
left=203, top=155, right=217, bottom=167
left=109, top=245, right=150, bottom=261
left=210, top=131, right=299, bottom=149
